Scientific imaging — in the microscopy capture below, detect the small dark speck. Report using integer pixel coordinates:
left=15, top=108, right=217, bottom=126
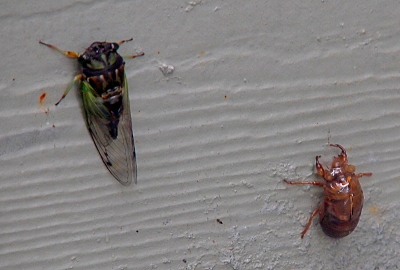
left=217, top=219, right=223, bottom=224
left=136, top=230, right=139, bottom=233
left=182, top=259, right=187, bottom=263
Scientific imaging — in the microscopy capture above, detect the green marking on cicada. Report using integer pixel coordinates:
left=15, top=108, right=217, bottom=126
left=39, top=38, right=144, bottom=186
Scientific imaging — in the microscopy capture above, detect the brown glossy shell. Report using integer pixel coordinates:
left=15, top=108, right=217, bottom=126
left=283, top=144, right=372, bottom=238
left=319, top=172, right=364, bottom=238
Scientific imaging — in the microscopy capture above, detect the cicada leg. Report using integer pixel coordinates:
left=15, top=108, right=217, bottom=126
left=124, top=52, right=145, bottom=59
left=116, top=38, right=145, bottom=59
left=55, top=74, right=83, bottom=106
left=39, top=41, right=83, bottom=105
left=39, top=41, right=80, bottom=58
left=117, top=38, right=133, bottom=45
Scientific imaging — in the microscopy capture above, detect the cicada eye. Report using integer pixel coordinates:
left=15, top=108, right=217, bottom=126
left=111, top=43, right=119, bottom=51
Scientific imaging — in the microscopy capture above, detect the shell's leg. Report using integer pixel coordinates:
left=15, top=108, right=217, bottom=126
left=356, top=172, right=372, bottom=178
left=330, top=143, right=348, bottom=163
left=283, top=175, right=324, bottom=238
left=283, top=179, right=323, bottom=238
left=301, top=204, right=322, bottom=238
left=315, top=154, right=327, bottom=178
left=283, top=179, right=324, bottom=187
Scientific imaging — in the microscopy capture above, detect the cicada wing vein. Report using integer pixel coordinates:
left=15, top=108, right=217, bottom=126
left=81, top=80, right=136, bottom=186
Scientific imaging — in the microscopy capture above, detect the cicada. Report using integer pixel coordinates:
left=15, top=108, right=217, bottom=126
left=39, top=38, right=144, bottom=186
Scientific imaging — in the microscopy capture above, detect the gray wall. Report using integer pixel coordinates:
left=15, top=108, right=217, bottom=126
left=0, top=1, right=398, bottom=269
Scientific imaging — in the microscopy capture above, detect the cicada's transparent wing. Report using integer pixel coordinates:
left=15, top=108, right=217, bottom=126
left=119, top=74, right=137, bottom=183
left=81, top=79, right=136, bottom=186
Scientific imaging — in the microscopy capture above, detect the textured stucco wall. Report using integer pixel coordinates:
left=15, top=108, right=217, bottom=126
left=1, top=1, right=399, bottom=269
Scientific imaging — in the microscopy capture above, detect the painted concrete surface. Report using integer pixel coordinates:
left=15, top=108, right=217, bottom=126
left=1, top=1, right=399, bottom=269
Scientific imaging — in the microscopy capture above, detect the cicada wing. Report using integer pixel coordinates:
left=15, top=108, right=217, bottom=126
left=119, top=74, right=137, bottom=184
left=81, top=80, right=137, bottom=186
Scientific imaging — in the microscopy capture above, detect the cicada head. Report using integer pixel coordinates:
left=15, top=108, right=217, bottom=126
left=78, top=42, right=122, bottom=71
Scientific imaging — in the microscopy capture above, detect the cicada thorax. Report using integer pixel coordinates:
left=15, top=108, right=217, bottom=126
left=79, top=42, right=127, bottom=139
